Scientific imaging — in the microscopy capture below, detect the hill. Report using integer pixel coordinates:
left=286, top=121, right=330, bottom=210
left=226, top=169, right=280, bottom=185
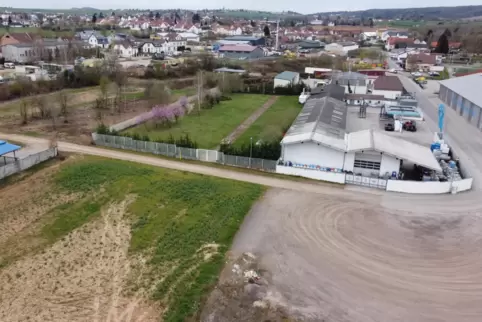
left=311, top=5, right=482, bottom=20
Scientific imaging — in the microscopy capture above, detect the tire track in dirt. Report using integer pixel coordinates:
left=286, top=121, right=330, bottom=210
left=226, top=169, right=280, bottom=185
left=231, top=189, right=482, bottom=322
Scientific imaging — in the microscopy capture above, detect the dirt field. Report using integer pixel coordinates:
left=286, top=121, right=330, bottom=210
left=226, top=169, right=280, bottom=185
left=201, top=188, right=482, bottom=322
left=0, top=160, right=160, bottom=322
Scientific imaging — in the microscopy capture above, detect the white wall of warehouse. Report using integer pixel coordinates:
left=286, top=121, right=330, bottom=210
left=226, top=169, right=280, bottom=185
left=343, top=152, right=355, bottom=171
left=380, top=154, right=401, bottom=177
left=282, top=142, right=345, bottom=170
left=372, top=89, right=402, bottom=99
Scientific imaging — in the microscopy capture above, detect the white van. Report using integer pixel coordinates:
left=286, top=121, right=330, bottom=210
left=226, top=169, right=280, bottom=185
left=4, top=63, right=15, bottom=69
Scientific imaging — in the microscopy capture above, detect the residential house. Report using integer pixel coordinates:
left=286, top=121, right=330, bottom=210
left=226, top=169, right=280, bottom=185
left=430, top=41, right=462, bottom=50
left=381, top=30, right=409, bottom=42
left=385, top=37, right=414, bottom=51
left=0, top=32, right=36, bottom=47
left=218, top=45, right=264, bottom=60
left=88, top=34, right=109, bottom=48
left=274, top=71, right=300, bottom=87
left=75, top=30, right=98, bottom=42
left=113, top=41, right=135, bottom=58
left=371, top=76, right=404, bottom=99
left=406, top=53, right=437, bottom=72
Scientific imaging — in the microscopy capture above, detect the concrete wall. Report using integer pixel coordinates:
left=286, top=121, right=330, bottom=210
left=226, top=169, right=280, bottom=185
left=282, top=142, right=345, bottom=171
left=372, top=89, right=402, bottom=100
left=276, top=165, right=346, bottom=184
left=386, top=178, right=473, bottom=194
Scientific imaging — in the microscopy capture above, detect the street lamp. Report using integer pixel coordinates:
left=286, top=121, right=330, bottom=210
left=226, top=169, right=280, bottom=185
left=249, top=137, right=253, bottom=168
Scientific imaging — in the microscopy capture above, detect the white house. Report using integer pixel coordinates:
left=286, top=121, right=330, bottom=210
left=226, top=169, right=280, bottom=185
left=113, top=42, right=135, bottom=58
left=371, top=76, right=404, bottom=99
left=277, top=96, right=442, bottom=183
left=88, top=34, right=109, bottom=48
left=381, top=30, right=409, bottom=42
left=178, top=32, right=200, bottom=42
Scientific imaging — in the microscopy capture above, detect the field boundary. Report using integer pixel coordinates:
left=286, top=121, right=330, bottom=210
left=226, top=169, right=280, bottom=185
left=0, top=147, right=57, bottom=179
left=92, top=133, right=277, bottom=172
left=222, top=96, right=278, bottom=144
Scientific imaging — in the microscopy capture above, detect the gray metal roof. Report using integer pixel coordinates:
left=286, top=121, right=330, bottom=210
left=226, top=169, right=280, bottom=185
left=439, top=73, right=482, bottom=108
left=275, top=71, right=299, bottom=81
left=285, top=96, right=347, bottom=140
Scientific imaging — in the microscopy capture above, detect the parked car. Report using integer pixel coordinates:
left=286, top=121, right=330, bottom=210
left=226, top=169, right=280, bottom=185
left=4, top=62, right=15, bottom=69
left=411, top=71, right=422, bottom=77
left=403, top=120, right=417, bottom=132
left=389, top=68, right=397, bottom=73
left=428, top=71, right=440, bottom=77
left=385, top=123, right=394, bottom=131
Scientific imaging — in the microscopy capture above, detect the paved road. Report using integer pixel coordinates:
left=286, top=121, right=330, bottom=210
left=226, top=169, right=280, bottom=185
left=397, top=73, right=482, bottom=191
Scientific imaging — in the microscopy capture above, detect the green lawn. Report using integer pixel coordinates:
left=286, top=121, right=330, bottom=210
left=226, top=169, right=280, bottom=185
left=234, top=96, right=300, bottom=147
left=12, top=156, right=264, bottom=321
left=126, top=94, right=271, bottom=149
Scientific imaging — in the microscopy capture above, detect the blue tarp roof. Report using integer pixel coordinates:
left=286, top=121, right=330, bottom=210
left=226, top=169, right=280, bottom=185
left=275, top=71, right=299, bottom=81
left=0, top=140, right=21, bottom=156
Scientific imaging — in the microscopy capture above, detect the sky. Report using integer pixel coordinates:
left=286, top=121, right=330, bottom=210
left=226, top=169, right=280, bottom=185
left=2, top=1, right=482, bottom=14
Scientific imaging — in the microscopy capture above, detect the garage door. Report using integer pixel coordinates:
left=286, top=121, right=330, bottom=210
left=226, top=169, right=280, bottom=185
left=353, top=153, right=382, bottom=177
left=470, top=103, right=480, bottom=127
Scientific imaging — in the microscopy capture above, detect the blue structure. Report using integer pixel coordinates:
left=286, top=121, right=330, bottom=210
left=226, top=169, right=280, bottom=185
left=0, top=140, right=21, bottom=164
left=438, top=103, right=445, bottom=133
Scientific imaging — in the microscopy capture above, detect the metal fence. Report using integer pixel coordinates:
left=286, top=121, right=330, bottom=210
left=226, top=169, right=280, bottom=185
left=92, top=134, right=277, bottom=172
left=0, top=147, right=58, bottom=180
left=345, top=174, right=388, bottom=189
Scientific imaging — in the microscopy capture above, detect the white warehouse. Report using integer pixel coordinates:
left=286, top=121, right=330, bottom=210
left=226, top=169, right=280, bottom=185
left=277, top=96, right=441, bottom=183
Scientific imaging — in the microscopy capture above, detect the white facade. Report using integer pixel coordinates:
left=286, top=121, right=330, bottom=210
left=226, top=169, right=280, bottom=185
left=178, top=32, right=200, bottom=42
left=283, top=142, right=345, bottom=170
left=372, top=89, right=403, bottom=99
left=113, top=44, right=135, bottom=58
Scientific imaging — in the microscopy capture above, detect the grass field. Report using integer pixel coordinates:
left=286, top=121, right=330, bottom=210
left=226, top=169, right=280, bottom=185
left=0, top=156, right=264, bottom=321
left=234, top=96, right=300, bottom=147
left=126, top=94, right=271, bottom=149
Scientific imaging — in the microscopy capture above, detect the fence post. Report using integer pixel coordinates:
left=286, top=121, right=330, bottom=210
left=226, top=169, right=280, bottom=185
left=261, top=159, right=264, bottom=170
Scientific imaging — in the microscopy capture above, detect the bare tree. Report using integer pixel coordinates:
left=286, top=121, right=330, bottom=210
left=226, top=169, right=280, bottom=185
left=19, top=98, right=30, bottom=124
left=58, top=90, right=69, bottom=121
left=36, top=95, right=51, bottom=119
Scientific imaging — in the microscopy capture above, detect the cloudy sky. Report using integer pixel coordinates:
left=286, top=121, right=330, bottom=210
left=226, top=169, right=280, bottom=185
left=3, top=1, right=481, bottom=14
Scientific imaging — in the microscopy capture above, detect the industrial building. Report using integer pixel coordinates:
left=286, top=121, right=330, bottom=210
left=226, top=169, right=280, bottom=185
left=372, top=76, right=404, bottom=99
left=219, top=35, right=266, bottom=46
left=277, top=96, right=441, bottom=182
left=438, top=73, right=482, bottom=130
left=274, top=71, right=300, bottom=87
left=331, top=71, right=368, bottom=94
left=217, top=45, right=265, bottom=60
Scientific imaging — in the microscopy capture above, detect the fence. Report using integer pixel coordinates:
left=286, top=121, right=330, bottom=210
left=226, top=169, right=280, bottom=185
left=92, top=134, right=277, bottom=172
left=0, top=147, right=57, bottom=180
left=345, top=174, right=388, bottom=189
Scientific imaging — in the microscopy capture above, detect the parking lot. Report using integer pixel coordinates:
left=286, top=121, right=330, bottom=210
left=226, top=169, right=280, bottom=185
left=346, top=107, right=434, bottom=146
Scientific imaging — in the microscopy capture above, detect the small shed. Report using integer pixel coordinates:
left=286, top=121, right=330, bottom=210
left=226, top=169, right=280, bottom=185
left=274, top=71, right=300, bottom=88
left=0, top=140, right=21, bottom=165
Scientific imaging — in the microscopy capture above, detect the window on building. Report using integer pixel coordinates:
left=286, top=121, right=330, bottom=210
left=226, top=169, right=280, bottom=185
left=354, top=160, right=381, bottom=170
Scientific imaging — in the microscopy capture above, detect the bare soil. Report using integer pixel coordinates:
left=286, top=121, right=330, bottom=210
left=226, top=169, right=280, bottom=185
left=0, top=98, right=148, bottom=144
left=0, top=160, right=160, bottom=322
left=210, top=188, right=482, bottom=322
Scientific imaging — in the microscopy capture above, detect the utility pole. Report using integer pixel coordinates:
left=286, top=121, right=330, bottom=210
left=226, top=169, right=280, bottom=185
left=275, top=19, right=280, bottom=51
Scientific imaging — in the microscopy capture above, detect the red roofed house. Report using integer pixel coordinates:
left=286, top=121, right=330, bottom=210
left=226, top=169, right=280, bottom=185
left=385, top=37, right=415, bottom=51
left=218, top=45, right=264, bottom=59
left=0, top=32, right=36, bottom=47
